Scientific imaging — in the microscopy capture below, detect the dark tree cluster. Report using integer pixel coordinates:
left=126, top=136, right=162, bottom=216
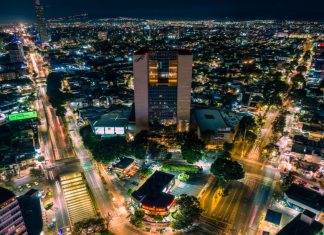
left=171, top=194, right=203, bottom=229
left=181, top=132, right=205, bottom=163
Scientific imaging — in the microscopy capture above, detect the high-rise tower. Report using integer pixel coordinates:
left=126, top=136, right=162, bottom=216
left=133, top=49, right=192, bottom=133
left=6, top=42, right=25, bottom=63
left=35, top=0, right=49, bottom=43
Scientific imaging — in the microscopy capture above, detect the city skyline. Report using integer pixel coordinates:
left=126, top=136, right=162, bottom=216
left=0, top=0, right=324, bottom=23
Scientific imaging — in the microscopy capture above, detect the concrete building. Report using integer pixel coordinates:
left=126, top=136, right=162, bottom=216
left=59, top=172, right=96, bottom=226
left=113, top=157, right=135, bottom=173
left=284, top=184, right=324, bottom=217
left=133, top=49, right=192, bottom=133
left=192, top=108, right=243, bottom=148
left=0, top=187, right=27, bottom=235
left=277, top=210, right=323, bottom=235
left=89, top=108, right=130, bottom=138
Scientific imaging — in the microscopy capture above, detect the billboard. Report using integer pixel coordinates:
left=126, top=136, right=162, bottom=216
left=94, top=126, right=126, bottom=136
left=8, top=111, right=38, bottom=122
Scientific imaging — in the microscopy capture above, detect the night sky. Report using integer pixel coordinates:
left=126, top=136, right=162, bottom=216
left=1, top=0, right=324, bottom=22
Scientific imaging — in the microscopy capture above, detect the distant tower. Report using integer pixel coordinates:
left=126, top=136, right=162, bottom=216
left=143, top=25, right=152, bottom=41
left=98, top=31, right=108, bottom=41
left=133, top=49, right=192, bottom=133
left=35, top=0, right=49, bottom=43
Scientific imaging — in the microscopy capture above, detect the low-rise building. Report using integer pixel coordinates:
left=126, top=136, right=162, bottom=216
left=132, top=171, right=176, bottom=215
left=113, top=157, right=136, bottom=174
left=277, top=210, right=323, bottom=235
left=192, top=108, right=243, bottom=148
left=89, top=108, right=131, bottom=138
left=284, top=184, right=324, bottom=216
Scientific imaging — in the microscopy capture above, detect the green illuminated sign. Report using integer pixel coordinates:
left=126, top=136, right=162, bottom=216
left=8, top=111, right=38, bottom=121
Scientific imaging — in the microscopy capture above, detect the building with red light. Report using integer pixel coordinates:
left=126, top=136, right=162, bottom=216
left=131, top=171, right=176, bottom=215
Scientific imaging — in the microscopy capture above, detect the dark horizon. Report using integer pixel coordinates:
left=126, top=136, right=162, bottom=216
left=0, top=0, right=324, bottom=23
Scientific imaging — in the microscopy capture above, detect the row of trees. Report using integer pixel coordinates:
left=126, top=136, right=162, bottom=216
left=80, top=125, right=131, bottom=163
left=46, top=72, right=70, bottom=116
left=272, top=111, right=287, bottom=141
left=80, top=127, right=205, bottom=164
left=73, top=218, right=112, bottom=235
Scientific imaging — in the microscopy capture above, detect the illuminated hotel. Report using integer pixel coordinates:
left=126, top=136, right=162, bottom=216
left=59, top=172, right=96, bottom=226
left=133, top=49, right=192, bottom=132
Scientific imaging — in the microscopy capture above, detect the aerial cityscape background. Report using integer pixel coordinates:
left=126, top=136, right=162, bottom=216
left=0, top=1, right=323, bottom=235
left=1, top=0, right=324, bottom=22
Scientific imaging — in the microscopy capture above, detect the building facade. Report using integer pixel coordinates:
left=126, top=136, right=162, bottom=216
left=35, top=0, right=49, bottom=43
left=0, top=187, right=27, bottom=235
left=133, top=49, right=192, bottom=132
left=6, top=43, right=25, bottom=64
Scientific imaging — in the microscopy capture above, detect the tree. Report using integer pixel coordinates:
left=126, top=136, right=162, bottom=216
left=80, top=125, right=130, bottom=163
left=130, top=209, right=145, bottom=228
left=171, top=194, right=203, bottom=229
left=30, top=168, right=43, bottom=178
left=132, top=131, right=148, bottom=159
left=178, top=173, right=190, bottom=182
left=262, top=80, right=288, bottom=107
left=0, top=39, right=4, bottom=53
left=281, top=171, right=295, bottom=191
left=263, top=93, right=283, bottom=107
left=223, top=142, right=234, bottom=152
left=181, top=132, right=204, bottom=163
left=138, top=168, right=153, bottom=178
left=303, top=51, right=311, bottom=61
left=46, top=73, right=70, bottom=116
left=272, top=112, right=286, bottom=136
left=238, top=116, right=256, bottom=134
left=74, top=218, right=108, bottom=234
left=262, top=143, right=278, bottom=158
left=217, top=150, right=231, bottom=159
left=296, top=65, right=307, bottom=74
left=210, top=158, right=244, bottom=181
left=291, top=74, right=305, bottom=88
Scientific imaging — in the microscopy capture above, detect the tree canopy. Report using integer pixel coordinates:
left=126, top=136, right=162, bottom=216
left=210, top=158, right=245, bottom=181
left=132, top=131, right=148, bottom=159
left=181, top=132, right=204, bottom=163
left=80, top=125, right=130, bottom=163
left=171, top=194, right=203, bottom=229
left=130, top=209, right=145, bottom=228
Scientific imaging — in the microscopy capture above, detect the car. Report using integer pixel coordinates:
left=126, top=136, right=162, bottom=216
left=26, top=184, right=31, bottom=188
left=34, top=181, right=39, bottom=186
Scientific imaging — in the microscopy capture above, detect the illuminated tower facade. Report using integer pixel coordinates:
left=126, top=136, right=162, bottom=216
left=133, top=49, right=192, bottom=132
left=35, top=0, right=49, bottom=43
